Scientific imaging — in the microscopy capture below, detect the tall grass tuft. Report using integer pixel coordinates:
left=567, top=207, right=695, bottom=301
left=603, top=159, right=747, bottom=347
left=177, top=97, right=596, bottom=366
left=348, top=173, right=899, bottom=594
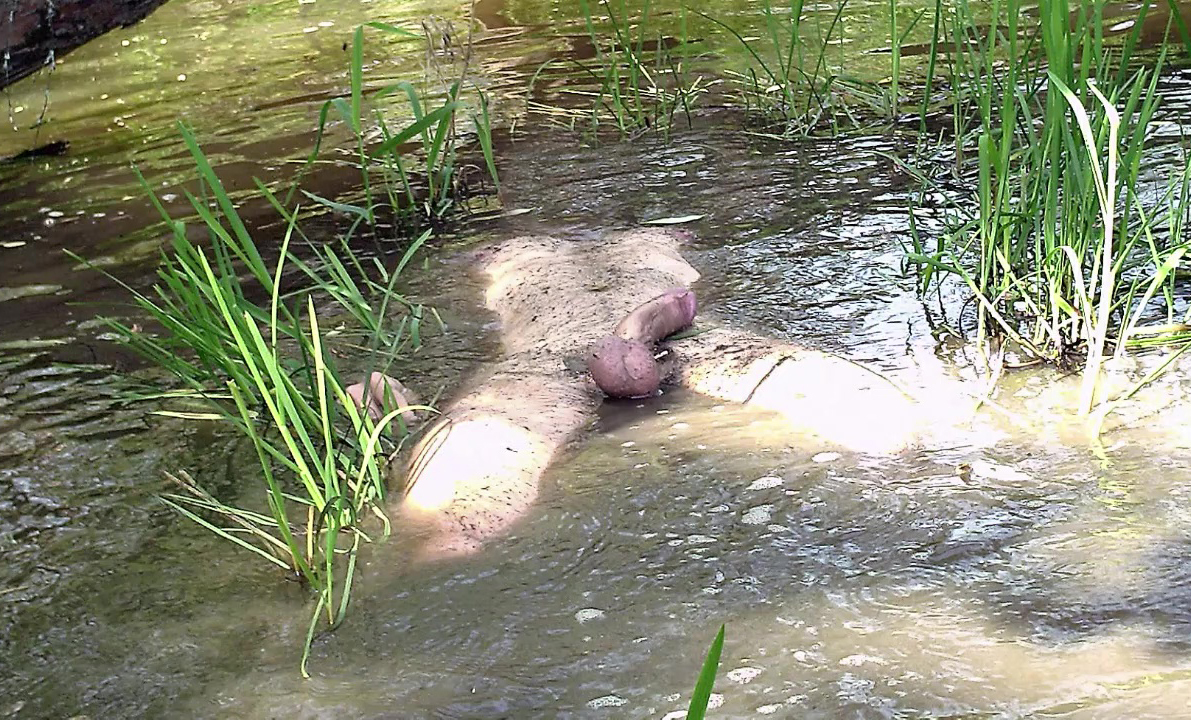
left=906, top=0, right=1191, bottom=423
left=528, top=0, right=707, bottom=138
left=697, top=0, right=864, bottom=135
left=295, top=23, right=501, bottom=234
left=73, top=122, right=432, bottom=676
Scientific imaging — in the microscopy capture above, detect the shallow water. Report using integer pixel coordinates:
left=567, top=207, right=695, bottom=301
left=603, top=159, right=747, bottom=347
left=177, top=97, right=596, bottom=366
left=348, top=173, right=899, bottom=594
left=6, top=1, right=1191, bottom=718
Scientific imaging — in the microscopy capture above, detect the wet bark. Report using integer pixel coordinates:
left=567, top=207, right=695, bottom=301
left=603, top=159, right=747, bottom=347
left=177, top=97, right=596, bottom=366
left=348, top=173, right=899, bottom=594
left=1, top=0, right=172, bottom=90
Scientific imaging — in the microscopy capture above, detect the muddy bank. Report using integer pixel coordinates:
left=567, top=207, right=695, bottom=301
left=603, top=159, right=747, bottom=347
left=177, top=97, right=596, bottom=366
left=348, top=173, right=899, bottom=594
left=1, top=0, right=171, bottom=91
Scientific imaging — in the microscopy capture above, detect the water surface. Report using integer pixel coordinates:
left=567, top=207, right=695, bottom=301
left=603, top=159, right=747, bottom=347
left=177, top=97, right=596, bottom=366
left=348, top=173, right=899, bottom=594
left=4, top=1, right=1191, bottom=719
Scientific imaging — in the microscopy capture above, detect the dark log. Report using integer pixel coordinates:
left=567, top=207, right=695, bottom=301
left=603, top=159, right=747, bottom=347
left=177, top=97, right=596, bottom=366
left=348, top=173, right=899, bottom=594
left=1, top=0, right=173, bottom=91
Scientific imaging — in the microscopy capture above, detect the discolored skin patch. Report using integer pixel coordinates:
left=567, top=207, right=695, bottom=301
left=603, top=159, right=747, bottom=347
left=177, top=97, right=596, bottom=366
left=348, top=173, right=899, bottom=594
left=613, top=287, right=698, bottom=345
left=396, top=229, right=920, bottom=562
left=345, top=372, right=420, bottom=423
left=586, top=335, right=659, bottom=399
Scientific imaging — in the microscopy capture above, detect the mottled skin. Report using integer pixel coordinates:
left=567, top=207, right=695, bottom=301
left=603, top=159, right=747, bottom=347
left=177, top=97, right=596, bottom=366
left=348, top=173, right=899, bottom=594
left=587, top=335, right=660, bottom=398
left=614, top=287, right=698, bottom=344
left=399, top=230, right=700, bottom=560
left=397, top=229, right=920, bottom=562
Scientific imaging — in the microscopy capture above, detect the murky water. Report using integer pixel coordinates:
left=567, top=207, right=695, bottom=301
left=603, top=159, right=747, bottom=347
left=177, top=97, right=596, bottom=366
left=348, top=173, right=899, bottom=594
left=6, top=0, right=1191, bottom=718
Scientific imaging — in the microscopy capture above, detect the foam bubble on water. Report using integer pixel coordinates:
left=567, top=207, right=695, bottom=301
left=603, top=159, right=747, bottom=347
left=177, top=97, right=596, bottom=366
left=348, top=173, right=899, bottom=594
left=727, top=666, right=764, bottom=684
left=839, top=654, right=887, bottom=667
left=575, top=608, right=605, bottom=624
left=587, top=694, right=627, bottom=709
left=708, top=504, right=731, bottom=513
left=741, top=505, right=774, bottom=525
left=757, top=704, right=783, bottom=715
left=970, top=459, right=1032, bottom=483
left=812, top=452, right=841, bottom=463
left=686, top=534, right=716, bottom=544
left=746, top=475, right=783, bottom=491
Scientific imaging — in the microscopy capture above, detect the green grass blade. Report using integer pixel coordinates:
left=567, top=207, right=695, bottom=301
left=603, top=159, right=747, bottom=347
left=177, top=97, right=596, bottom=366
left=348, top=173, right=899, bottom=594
left=687, top=624, right=725, bottom=720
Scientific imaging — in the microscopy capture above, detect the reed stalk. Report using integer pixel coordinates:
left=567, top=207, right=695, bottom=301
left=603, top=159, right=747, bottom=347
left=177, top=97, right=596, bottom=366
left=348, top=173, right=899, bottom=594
left=905, top=0, right=1191, bottom=422
left=74, top=121, right=433, bottom=676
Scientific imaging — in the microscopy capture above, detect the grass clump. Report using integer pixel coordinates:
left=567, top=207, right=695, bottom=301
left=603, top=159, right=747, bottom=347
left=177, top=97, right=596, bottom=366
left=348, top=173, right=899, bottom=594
left=698, top=0, right=849, bottom=134
left=74, top=122, right=435, bottom=677
left=906, top=0, right=1191, bottom=422
left=297, top=22, right=501, bottom=234
left=698, top=0, right=923, bottom=135
left=73, top=21, right=504, bottom=676
left=528, top=0, right=707, bottom=138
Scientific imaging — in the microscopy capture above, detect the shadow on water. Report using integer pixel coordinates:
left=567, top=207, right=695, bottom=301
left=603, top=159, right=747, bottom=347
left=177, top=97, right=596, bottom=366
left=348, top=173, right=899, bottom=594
left=6, top=0, right=1191, bottom=718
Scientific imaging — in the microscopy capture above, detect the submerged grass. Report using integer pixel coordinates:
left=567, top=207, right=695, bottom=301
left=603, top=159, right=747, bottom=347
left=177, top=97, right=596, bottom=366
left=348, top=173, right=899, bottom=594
left=697, top=0, right=924, bottom=135
left=69, top=19, right=507, bottom=677
left=697, top=0, right=851, bottom=134
left=526, top=0, right=916, bottom=139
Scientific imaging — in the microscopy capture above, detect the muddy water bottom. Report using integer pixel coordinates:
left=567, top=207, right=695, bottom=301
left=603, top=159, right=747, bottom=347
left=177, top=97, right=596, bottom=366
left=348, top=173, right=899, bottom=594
left=141, top=389, right=1191, bottom=719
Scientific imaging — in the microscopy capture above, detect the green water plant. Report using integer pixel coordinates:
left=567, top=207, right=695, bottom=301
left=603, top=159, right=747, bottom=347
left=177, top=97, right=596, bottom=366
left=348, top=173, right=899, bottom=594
left=74, top=122, right=431, bottom=676
left=906, top=0, right=1191, bottom=423
left=528, top=0, right=706, bottom=137
left=885, top=0, right=928, bottom=119
left=685, top=624, right=726, bottom=719
left=295, top=22, right=501, bottom=234
left=696, top=0, right=859, bottom=135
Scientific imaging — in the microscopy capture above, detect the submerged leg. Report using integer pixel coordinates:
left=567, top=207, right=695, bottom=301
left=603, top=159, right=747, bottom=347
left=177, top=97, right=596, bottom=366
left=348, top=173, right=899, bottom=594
left=673, top=327, right=920, bottom=455
left=397, top=367, right=599, bottom=560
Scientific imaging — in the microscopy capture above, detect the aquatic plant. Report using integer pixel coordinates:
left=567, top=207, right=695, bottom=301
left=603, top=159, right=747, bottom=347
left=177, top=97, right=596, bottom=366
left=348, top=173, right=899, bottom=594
left=73, top=122, right=431, bottom=677
left=528, top=0, right=707, bottom=138
left=686, top=624, right=725, bottom=720
left=886, top=0, right=929, bottom=119
left=296, top=22, right=501, bottom=233
left=695, top=0, right=872, bottom=135
left=906, top=0, right=1191, bottom=423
